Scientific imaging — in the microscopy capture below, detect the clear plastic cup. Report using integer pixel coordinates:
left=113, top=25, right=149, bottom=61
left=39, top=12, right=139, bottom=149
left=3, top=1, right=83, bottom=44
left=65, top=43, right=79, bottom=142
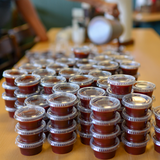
left=122, top=93, right=152, bottom=117
left=33, top=59, right=54, bottom=69
left=5, top=106, right=17, bottom=118
left=72, top=46, right=90, bottom=59
left=122, top=109, right=152, bottom=130
left=112, top=55, right=134, bottom=63
left=79, top=64, right=99, bottom=75
left=98, top=61, right=119, bottom=75
left=77, top=87, right=106, bottom=109
left=47, top=92, right=77, bottom=116
left=90, top=112, right=121, bottom=134
left=52, top=83, right=79, bottom=95
left=15, top=120, right=46, bottom=143
left=120, top=60, right=140, bottom=75
left=153, top=121, right=160, bottom=141
left=2, top=82, right=17, bottom=97
left=2, top=92, right=17, bottom=108
left=133, top=81, right=156, bottom=97
left=15, top=74, right=40, bottom=94
left=32, top=69, right=56, bottom=79
left=152, top=134, right=160, bottom=153
left=59, top=68, right=81, bottom=81
left=90, top=137, right=119, bottom=159
left=25, top=95, right=49, bottom=112
left=14, top=106, right=45, bottom=130
left=94, top=55, right=113, bottom=62
left=69, top=75, right=94, bottom=88
left=48, top=132, right=76, bottom=154
left=153, top=106, right=160, bottom=128
left=15, top=133, right=46, bottom=156
left=14, top=87, right=40, bottom=105
left=41, top=76, right=66, bottom=94
left=56, top=58, right=75, bottom=68
left=19, top=63, right=41, bottom=74
left=108, top=74, right=135, bottom=95
left=46, top=63, right=68, bottom=75
left=121, top=133, right=150, bottom=155
left=97, top=78, right=110, bottom=90
left=122, top=121, right=151, bottom=143
left=76, top=59, right=97, bottom=68
left=3, top=69, right=27, bottom=86
left=91, top=124, right=120, bottom=147
left=90, top=96, right=120, bottom=121
left=46, top=107, right=77, bottom=129
left=47, top=120, right=76, bottom=142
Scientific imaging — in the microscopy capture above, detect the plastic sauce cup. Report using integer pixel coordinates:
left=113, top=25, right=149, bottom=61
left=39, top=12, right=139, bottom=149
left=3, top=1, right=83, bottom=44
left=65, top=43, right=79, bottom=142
left=2, top=82, right=17, bottom=97
left=72, top=46, right=90, bottom=59
left=152, top=134, right=160, bottom=153
left=56, top=58, right=75, bottom=68
left=97, top=78, right=110, bottom=90
left=153, top=106, right=160, bottom=128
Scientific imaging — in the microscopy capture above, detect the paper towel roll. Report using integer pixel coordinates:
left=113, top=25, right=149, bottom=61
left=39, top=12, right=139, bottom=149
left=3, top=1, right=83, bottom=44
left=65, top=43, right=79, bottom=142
left=106, top=0, right=133, bottom=43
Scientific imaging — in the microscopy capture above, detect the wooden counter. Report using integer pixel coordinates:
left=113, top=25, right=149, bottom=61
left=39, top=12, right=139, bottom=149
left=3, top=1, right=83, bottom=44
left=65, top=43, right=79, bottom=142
left=1, top=28, right=160, bottom=160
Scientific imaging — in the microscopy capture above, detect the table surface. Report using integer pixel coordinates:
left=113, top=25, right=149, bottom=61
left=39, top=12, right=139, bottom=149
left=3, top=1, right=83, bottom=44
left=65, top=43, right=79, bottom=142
left=133, top=12, right=160, bottom=22
left=1, top=28, right=160, bottom=160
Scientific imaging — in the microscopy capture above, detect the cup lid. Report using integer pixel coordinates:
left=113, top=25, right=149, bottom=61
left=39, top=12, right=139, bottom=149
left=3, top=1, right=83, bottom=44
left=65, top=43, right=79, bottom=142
left=90, top=137, right=120, bottom=153
left=77, top=125, right=92, bottom=138
left=47, top=107, right=77, bottom=121
left=69, top=75, right=94, bottom=86
left=15, top=133, right=46, bottom=149
left=97, top=78, right=109, bottom=89
left=90, top=96, right=120, bottom=112
left=121, top=133, right=150, bottom=147
left=15, top=120, right=46, bottom=135
left=77, top=87, right=106, bottom=100
left=107, top=88, right=125, bottom=100
left=41, top=76, right=66, bottom=87
left=14, top=87, right=40, bottom=98
left=19, top=63, right=41, bottom=73
left=55, top=58, right=75, bottom=66
left=108, top=74, right=135, bottom=86
left=48, top=132, right=76, bottom=146
left=15, top=74, right=40, bottom=86
left=153, top=106, right=160, bottom=119
left=122, top=121, right=151, bottom=135
left=14, top=106, right=45, bottom=122
left=3, top=69, right=27, bottom=78
left=72, top=46, right=90, bottom=53
left=94, top=55, right=113, bottom=62
left=90, top=124, right=120, bottom=139
left=122, top=108, right=152, bottom=122
left=2, top=82, right=17, bottom=90
left=2, top=92, right=17, bottom=101
left=122, top=93, right=152, bottom=109
left=15, top=100, right=24, bottom=109
left=120, top=60, right=140, bottom=69
left=46, top=63, right=68, bottom=72
left=152, top=134, right=160, bottom=146
left=78, top=116, right=92, bottom=125
left=91, top=112, right=120, bottom=126
left=25, top=95, right=49, bottom=108
left=88, top=70, right=111, bottom=81
left=77, top=102, right=92, bottom=113
left=47, top=92, right=77, bottom=107
left=32, top=69, right=56, bottom=78
left=98, top=61, right=119, bottom=70
left=47, top=120, right=77, bottom=134
left=79, top=64, right=100, bottom=74
left=5, top=106, right=17, bottom=112
left=112, top=55, right=134, bottom=63
left=33, top=59, right=54, bottom=68
left=59, top=68, right=81, bottom=78
left=133, top=81, right=156, bottom=92
left=76, top=59, right=97, bottom=68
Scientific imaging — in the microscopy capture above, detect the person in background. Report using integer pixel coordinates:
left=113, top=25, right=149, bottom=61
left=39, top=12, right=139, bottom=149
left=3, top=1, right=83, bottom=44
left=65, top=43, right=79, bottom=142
left=0, top=0, right=119, bottom=41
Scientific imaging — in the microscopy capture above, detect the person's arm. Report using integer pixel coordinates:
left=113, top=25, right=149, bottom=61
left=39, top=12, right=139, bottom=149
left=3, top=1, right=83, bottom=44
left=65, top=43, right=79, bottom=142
left=70, top=0, right=119, bottom=17
left=15, top=0, right=48, bottom=41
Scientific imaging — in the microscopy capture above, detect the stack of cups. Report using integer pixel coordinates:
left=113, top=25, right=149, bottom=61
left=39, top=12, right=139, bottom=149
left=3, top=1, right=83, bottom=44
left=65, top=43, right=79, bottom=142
left=14, top=106, right=46, bottom=156
left=89, top=96, right=121, bottom=159
left=24, top=95, right=50, bottom=136
left=2, top=69, right=27, bottom=118
left=121, top=93, right=152, bottom=155
left=46, top=92, right=77, bottom=154
left=14, top=74, right=41, bottom=107
left=107, top=74, right=136, bottom=137
left=152, top=106, right=160, bottom=153
left=77, top=87, right=106, bottom=145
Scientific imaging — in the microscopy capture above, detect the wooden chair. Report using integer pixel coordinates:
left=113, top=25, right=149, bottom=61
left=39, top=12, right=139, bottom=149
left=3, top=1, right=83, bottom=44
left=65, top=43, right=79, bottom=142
left=0, top=35, right=20, bottom=77
left=8, top=24, right=36, bottom=57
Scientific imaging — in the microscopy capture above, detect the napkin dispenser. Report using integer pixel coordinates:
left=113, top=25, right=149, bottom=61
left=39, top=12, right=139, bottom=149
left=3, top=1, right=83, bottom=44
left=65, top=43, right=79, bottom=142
left=87, top=16, right=123, bottom=45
